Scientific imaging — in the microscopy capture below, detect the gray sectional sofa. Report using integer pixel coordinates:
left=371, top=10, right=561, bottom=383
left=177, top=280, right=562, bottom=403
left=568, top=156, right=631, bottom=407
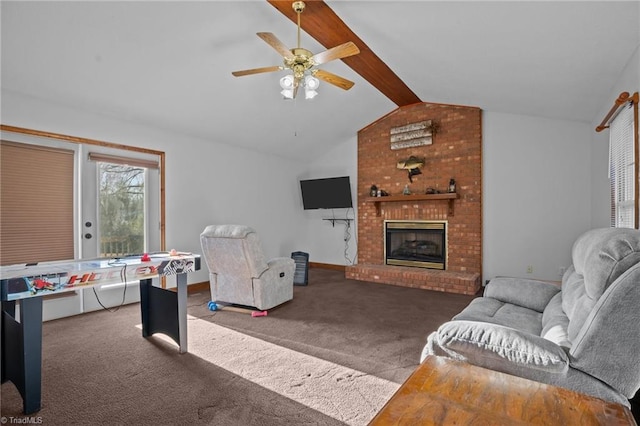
left=422, top=227, right=640, bottom=407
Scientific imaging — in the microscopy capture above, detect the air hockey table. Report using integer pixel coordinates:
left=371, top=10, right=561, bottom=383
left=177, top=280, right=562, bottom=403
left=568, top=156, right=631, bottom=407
left=0, top=252, right=201, bottom=414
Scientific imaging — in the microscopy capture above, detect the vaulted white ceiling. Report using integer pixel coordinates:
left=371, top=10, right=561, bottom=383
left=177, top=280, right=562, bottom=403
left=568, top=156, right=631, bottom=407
left=2, top=1, right=639, bottom=160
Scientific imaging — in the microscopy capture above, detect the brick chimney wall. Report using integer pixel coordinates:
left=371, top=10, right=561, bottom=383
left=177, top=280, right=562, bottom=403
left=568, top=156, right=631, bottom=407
left=346, top=102, right=482, bottom=295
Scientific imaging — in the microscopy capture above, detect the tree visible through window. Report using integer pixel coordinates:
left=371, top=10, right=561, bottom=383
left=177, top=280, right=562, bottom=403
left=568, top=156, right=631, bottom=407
left=98, top=163, right=145, bottom=257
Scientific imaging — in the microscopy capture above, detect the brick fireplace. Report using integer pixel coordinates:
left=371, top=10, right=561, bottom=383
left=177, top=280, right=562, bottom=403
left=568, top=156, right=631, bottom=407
left=345, top=102, right=482, bottom=295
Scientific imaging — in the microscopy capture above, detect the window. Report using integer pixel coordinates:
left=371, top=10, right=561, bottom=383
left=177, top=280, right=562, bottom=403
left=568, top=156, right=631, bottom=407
left=609, top=100, right=638, bottom=228
left=98, top=163, right=146, bottom=257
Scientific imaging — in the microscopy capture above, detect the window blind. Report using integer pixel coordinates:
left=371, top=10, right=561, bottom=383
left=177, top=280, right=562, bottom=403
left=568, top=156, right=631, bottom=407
left=0, top=140, right=75, bottom=265
left=609, top=101, right=636, bottom=228
left=88, top=152, right=159, bottom=169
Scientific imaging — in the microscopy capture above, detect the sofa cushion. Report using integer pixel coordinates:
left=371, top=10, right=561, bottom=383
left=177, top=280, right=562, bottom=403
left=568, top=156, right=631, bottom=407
left=200, top=225, right=269, bottom=279
left=453, top=298, right=543, bottom=336
left=201, top=224, right=255, bottom=239
left=561, top=271, right=595, bottom=342
left=564, top=228, right=640, bottom=341
left=572, top=227, right=640, bottom=297
left=541, top=292, right=570, bottom=348
left=569, top=264, right=640, bottom=398
left=484, top=277, right=560, bottom=312
left=433, top=320, right=569, bottom=372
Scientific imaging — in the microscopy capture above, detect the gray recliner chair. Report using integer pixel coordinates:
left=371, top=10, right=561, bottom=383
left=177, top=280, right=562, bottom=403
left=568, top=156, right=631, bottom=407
left=422, top=227, right=640, bottom=407
left=200, top=225, right=294, bottom=310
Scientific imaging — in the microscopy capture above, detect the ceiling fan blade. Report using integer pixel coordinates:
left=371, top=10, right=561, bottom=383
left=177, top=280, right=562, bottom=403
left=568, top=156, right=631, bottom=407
left=232, top=66, right=283, bottom=77
left=257, top=32, right=295, bottom=60
left=311, top=41, right=360, bottom=65
left=314, top=69, right=355, bottom=90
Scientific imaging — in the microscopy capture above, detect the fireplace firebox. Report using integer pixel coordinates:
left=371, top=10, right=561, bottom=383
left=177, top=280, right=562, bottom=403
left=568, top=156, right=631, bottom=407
left=384, top=221, right=446, bottom=270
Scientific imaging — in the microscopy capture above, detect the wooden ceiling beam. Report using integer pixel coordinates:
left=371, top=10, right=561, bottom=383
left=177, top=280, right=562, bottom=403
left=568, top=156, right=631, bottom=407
left=267, top=0, right=421, bottom=107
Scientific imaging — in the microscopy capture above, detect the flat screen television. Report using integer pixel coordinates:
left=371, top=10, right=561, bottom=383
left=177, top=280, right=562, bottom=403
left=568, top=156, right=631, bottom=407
left=300, top=176, right=353, bottom=210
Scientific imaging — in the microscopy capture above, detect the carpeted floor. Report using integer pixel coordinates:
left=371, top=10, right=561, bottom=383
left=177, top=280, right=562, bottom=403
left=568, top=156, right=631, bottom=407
left=1, top=268, right=475, bottom=425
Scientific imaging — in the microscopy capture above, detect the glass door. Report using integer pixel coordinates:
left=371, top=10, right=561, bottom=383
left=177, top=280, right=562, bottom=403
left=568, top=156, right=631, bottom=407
left=81, top=147, right=161, bottom=312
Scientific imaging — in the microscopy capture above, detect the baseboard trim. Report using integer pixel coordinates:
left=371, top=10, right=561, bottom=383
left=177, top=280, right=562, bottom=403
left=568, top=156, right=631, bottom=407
left=186, top=281, right=210, bottom=294
left=309, top=262, right=346, bottom=272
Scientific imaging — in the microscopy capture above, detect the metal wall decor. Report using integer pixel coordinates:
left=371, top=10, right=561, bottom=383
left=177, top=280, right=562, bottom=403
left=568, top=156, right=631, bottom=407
left=397, top=156, right=425, bottom=182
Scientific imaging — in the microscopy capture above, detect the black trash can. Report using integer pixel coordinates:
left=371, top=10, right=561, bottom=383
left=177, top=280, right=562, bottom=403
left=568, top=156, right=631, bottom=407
left=291, top=251, right=309, bottom=286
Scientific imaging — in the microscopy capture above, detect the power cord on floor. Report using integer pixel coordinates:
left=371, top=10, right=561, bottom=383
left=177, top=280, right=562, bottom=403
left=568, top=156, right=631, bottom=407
left=93, top=260, right=128, bottom=313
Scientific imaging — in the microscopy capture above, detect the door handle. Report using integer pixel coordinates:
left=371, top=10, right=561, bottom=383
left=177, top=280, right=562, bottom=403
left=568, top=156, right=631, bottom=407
left=84, top=233, right=92, bottom=239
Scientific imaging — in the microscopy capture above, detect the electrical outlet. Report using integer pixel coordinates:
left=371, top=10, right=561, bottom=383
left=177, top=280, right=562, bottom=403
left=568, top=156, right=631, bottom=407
left=526, top=265, right=533, bottom=274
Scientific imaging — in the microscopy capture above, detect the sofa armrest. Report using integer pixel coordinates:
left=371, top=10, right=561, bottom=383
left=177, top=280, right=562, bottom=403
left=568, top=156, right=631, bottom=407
left=258, top=257, right=295, bottom=284
left=265, top=257, right=295, bottom=272
left=252, top=257, right=295, bottom=310
left=485, top=277, right=561, bottom=312
left=427, top=320, right=569, bottom=373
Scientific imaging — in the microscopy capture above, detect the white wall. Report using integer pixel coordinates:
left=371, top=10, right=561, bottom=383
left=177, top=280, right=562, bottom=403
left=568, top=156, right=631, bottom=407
left=1, top=90, right=307, bottom=284
left=482, top=112, right=592, bottom=281
left=295, top=135, right=358, bottom=265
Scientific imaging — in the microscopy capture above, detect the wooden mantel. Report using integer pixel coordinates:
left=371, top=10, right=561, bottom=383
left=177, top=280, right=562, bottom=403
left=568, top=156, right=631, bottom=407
left=365, top=193, right=459, bottom=217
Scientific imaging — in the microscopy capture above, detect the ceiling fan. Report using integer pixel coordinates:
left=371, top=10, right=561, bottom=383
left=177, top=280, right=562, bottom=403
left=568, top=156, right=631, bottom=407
left=231, top=1, right=360, bottom=99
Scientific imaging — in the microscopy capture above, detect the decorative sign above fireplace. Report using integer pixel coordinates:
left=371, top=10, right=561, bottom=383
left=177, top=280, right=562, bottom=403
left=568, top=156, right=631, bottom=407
left=384, top=220, right=447, bottom=270
left=389, top=120, right=434, bottom=150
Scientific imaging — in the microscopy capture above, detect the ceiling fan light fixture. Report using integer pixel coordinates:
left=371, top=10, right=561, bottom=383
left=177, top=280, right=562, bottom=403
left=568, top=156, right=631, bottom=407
left=304, top=88, right=318, bottom=100
left=304, top=74, right=319, bottom=90
left=280, top=74, right=295, bottom=99
left=303, top=74, right=319, bottom=99
left=280, top=74, right=294, bottom=90
left=281, top=89, right=294, bottom=99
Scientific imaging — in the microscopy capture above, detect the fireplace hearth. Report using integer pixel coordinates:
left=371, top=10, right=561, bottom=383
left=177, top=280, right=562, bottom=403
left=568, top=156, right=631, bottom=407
left=385, top=221, right=446, bottom=270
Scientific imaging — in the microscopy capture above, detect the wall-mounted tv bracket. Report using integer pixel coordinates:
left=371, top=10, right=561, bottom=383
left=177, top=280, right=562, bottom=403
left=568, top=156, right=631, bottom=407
left=322, top=218, right=353, bottom=227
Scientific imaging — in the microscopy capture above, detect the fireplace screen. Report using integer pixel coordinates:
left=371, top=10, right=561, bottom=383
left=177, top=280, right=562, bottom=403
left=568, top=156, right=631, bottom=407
left=385, top=221, right=446, bottom=270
